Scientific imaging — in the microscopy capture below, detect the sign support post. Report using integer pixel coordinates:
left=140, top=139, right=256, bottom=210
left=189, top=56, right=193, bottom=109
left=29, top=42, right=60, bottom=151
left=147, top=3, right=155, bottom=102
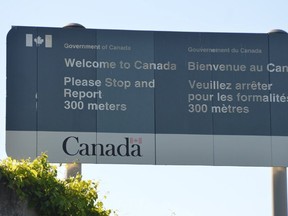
left=65, top=163, right=82, bottom=178
left=272, top=167, right=287, bottom=216
left=63, top=23, right=85, bottom=178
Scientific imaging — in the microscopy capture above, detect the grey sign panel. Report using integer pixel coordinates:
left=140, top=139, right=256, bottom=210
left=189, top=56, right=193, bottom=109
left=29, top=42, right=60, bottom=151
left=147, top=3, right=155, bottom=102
left=96, top=30, right=155, bottom=134
left=6, top=27, right=38, bottom=159
left=154, top=32, right=214, bottom=135
left=37, top=28, right=97, bottom=132
left=269, top=33, right=288, bottom=166
left=209, top=34, right=271, bottom=136
left=6, top=26, right=288, bottom=166
left=6, top=27, right=38, bottom=131
left=269, top=33, right=288, bottom=136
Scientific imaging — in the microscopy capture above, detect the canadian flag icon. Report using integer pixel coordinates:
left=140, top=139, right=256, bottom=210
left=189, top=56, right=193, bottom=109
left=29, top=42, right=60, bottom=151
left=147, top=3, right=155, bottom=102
left=26, top=34, right=52, bottom=48
left=129, top=137, right=143, bottom=144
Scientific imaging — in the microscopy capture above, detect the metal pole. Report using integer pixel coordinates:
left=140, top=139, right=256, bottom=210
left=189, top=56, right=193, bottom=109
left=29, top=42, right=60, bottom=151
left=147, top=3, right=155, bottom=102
left=63, top=23, right=85, bottom=178
left=268, top=29, right=288, bottom=216
left=272, top=167, right=287, bottom=216
left=66, top=163, right=82, bottom=178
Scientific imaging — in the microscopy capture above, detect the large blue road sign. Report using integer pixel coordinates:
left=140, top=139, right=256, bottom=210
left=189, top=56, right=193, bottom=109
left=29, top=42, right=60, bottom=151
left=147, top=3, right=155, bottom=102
left=6, top=26, right=288, bottom=166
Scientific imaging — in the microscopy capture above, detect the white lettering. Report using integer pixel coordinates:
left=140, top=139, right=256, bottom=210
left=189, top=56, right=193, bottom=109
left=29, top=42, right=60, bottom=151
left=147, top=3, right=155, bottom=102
left=64, top=58, right=116, bottom=69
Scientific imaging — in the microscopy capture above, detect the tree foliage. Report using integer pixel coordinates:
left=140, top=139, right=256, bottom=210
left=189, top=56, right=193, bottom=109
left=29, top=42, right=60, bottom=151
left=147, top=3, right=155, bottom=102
left=0, top=154, right=113, bottom=216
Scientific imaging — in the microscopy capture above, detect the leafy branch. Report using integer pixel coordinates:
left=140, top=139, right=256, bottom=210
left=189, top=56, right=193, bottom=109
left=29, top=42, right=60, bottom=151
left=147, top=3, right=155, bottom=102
left=0, top=154, right=113, bottom=216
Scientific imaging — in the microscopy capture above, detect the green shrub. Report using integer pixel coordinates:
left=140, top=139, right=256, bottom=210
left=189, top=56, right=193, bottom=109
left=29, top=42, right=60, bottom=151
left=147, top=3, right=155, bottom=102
left=0, top=154, right=113, bottom=216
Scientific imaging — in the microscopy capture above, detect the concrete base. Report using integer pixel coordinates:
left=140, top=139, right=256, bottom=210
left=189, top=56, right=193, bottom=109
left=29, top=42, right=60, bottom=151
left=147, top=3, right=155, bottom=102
left=0, top=181, right=38, bottom=216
